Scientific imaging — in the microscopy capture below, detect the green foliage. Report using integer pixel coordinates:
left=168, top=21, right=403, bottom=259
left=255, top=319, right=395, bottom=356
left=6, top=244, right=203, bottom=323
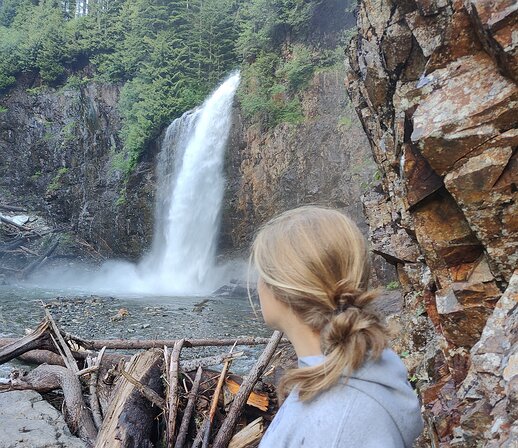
left=0, top=25, right=22, bottom=90
left=61, top=121, right=77, bottom=142
left=0, top=105, right=7, bottom=113
left=63, top=75, right=89, bottom=89
left=235, top=0, right=318, bottom=60
left=110, top=144, right=136, bottom=177
left=386, top=281, right=400, bottom=291
left=236, top=1, right=354, bottom=128
left=47, top=167, right=69, bottom=193
left=31, top=170, right=42, bottom=182
left=0, top=0, right=356, bottom=170
left=115, top=189, right=127, bottom=206
left=277, top=45, right=314, bottom=93
left=26, top=86, right=47, bottom=95
left=238, top=45, right=313, bottom=127
left=338, top=115, right=352, bottom=128
left=342, top=26, right=357, bottom=48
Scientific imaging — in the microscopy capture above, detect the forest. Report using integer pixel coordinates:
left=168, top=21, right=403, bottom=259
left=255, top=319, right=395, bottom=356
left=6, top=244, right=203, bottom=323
left=0, top=0, right=351, bottom=174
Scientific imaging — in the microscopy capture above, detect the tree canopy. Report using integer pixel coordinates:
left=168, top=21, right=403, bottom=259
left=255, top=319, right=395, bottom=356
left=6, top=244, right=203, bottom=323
left=0, top=0, right=354, bottom=173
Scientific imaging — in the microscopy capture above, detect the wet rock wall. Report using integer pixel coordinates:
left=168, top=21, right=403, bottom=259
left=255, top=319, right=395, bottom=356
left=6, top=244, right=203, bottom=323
left=0, top=80, right=156, bottom=259
left=0, top=68, right=380, bottom=275
left=346, top=0, right=517, bottom=445
left=221, top=68, right=377, bottom=256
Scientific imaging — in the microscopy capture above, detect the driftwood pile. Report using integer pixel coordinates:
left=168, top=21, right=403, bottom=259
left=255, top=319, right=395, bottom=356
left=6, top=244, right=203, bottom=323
left=0, top=304, right=284, bottom=447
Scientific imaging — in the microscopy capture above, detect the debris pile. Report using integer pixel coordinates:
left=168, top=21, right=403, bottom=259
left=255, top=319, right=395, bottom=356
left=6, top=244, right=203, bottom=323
left=0, top=304, right=284, bottom=448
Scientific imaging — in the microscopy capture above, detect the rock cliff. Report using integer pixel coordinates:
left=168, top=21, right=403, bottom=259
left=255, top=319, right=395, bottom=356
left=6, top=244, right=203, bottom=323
left=221, top=67, right=377, bottom=255
left=0, top=68, right=379, bottom=274
left=346, top=0, right=517, bottom=445
left=0, top=78, right=156, bottom=259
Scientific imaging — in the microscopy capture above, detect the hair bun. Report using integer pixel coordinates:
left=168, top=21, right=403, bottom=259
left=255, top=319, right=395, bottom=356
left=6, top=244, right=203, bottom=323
left=331, top=279, right=361, bottom=313
left=323, top=307, right=369, bottom=348
left=323, top=283, right=384, bottom=355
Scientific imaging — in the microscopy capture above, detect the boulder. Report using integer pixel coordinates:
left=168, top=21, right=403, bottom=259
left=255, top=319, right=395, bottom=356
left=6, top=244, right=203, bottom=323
left=0, top=390, right=86, bottom=448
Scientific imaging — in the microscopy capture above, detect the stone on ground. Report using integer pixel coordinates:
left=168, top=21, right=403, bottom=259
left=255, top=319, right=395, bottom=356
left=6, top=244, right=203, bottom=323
left=0, top=390, right=86, bottom=448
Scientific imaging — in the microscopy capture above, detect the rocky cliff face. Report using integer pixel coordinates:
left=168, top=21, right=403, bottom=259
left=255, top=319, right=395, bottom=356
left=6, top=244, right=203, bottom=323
left=0, top=67, right=380, bottom=275
left=221, top=67, right=377, bottom=255
left=346, top=0, right=517, bottom=445
left=0, top=79, right=156, bottom=259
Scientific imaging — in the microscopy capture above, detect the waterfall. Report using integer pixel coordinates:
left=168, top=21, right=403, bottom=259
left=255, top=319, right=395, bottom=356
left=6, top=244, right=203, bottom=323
left=28, top=72, right=240, bottom=296
left=136, top=72, right=240, bottom=294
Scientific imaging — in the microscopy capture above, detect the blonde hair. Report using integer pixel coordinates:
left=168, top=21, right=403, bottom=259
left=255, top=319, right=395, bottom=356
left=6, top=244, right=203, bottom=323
left=251, top=206, right=389, bottom=401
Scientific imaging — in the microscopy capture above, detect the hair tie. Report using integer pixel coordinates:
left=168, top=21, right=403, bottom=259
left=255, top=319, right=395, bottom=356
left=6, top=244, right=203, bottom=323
left=334, top=302, right=350, bottom=315
left=332, top=281, right=360, bottom=315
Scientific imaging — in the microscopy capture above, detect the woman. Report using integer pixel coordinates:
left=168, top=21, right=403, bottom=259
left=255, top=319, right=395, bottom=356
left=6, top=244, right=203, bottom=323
left=251, top=206, right=423, bottom=447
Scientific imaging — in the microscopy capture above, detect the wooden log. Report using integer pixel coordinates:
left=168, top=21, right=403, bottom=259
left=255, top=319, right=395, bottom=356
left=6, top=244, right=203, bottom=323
left=0, top=215, right=32, bottom=231
left=7, top=348, right=65, bottom=366
left=0, top=204, right=27, bottom=212
left=179, top=351, right=243, bottom=372
left=228, top=417, right=264, bottom=448
left=0, top=320, right=54, bottom=364
left=202, top=344, right=236, bottom=448
left=192, top=417, right=209, bottom=448
left=0, top=236, right=27, bottom=251
left=212, top=331, right=283, bottom=448
left=44, top=306, right=80, bottom=374
left=61, top=335, right=284, bottom=350
left=0, top=336, right=248, bottom=375
left=175, top=367, right=203, bottom=448
left=0, top=340, right=129, bottom=368
left=19, top=239, right=59, bottom=279
left=1, top=364, right=97, bottom=446
left=0, top=338, right=246, bottom=374
left=87, top=347, right=106, bottom=430
left=165, top=339, right=184, bottom=447
left=224, top=376, right=269, bottom=412
left=19, top=245, right=39, bottom=256
left=120, top=369, right=166, bottom=410
left=95, top=349, right=164, bottom=448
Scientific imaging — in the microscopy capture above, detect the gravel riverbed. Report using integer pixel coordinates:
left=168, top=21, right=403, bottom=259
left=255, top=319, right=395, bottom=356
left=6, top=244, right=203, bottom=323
left=0, top=285, right=271, bottom=377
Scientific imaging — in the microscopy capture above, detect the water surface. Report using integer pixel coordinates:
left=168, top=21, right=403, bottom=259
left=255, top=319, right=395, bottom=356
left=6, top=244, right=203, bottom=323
left=0, top=284, right=270, bottom=377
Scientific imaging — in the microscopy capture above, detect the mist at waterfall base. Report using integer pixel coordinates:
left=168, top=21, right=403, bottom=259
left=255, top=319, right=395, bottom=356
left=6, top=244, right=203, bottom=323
left=29, top=72, right=245, bottom=297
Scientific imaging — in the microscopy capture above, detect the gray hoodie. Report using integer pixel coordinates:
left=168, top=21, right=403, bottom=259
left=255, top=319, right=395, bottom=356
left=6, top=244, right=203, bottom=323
left=259, top=349, right=423, bottom=448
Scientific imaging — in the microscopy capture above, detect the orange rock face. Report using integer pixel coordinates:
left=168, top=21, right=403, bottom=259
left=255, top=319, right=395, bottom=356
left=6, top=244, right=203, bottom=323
left=346, top=0, right=517, bottom=445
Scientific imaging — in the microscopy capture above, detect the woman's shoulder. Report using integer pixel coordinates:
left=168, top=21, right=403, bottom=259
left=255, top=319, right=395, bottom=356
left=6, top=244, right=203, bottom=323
left=294, top=349, right=423, bottom=446
left=260, top=384, right=404, bottom=448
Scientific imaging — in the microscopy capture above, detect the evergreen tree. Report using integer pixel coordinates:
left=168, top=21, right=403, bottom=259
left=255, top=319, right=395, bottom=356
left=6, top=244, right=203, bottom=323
left=0, top=0, right=346, bottom=171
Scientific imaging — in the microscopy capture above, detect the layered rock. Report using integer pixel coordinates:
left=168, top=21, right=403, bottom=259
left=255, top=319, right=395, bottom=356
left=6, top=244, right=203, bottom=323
left=0, top=80, right=156, bottom=259
left=222, top=68, right=378, bottom=256
left=346, top=0, right=517, bottom=445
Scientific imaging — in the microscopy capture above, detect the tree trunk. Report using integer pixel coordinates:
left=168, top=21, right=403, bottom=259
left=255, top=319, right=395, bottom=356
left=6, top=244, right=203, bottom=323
left=95, top=348, right=164, bottom=448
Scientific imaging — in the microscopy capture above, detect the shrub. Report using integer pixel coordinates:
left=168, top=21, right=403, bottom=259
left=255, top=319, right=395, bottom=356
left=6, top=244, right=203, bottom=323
left=277, top=45, right=314, bottom=93
left=386, top=281, right=400, bottom=291
left=46, top=167, right=69, bottom=193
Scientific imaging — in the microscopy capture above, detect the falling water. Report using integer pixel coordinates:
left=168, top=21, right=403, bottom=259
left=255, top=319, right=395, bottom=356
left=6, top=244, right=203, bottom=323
left=137, top=72, right=241, bottom=294
left=26, top=72, right=240, bottom=296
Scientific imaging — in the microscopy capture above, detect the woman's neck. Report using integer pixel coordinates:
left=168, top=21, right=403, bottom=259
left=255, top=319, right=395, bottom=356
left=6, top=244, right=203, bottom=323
left=282, top=319, right=323, bottom=359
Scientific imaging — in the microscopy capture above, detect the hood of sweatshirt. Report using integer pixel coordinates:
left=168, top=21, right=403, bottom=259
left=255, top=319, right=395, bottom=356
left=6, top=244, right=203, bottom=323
left=299, top=349, right=423, bottom=448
